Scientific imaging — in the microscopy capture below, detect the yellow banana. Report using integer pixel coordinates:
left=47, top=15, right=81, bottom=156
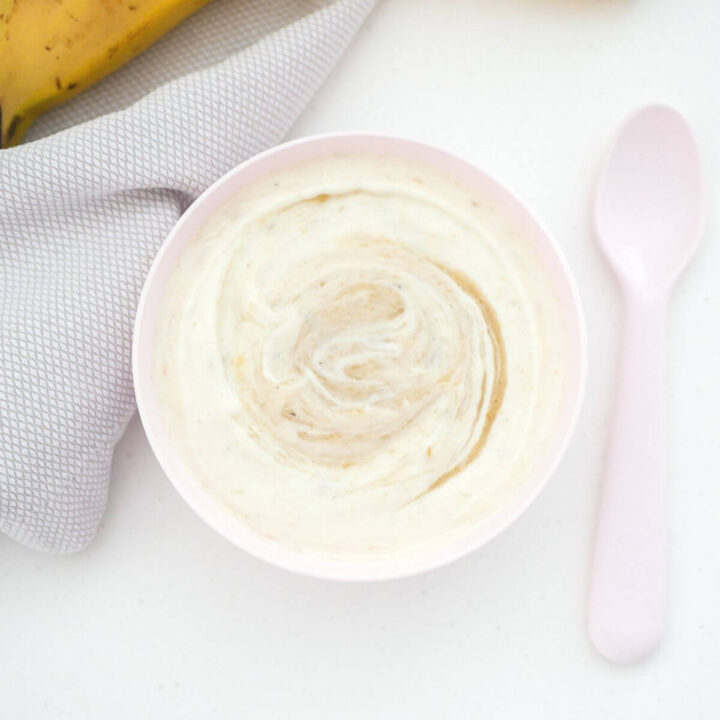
left=0, top=0, right=212, bottom=147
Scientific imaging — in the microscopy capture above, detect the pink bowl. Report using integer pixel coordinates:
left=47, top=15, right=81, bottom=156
left=133, top=133, right=587, bottom=581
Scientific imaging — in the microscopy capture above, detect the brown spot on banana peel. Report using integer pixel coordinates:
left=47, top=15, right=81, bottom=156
left=126, top=21, right=151, bottom=43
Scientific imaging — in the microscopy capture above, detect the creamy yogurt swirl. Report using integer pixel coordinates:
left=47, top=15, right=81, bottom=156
left=153, top=155, right=566, bottom=559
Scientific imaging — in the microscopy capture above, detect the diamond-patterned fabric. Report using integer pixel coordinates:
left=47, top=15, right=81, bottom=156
left=0, top=0, right=376, bottom=553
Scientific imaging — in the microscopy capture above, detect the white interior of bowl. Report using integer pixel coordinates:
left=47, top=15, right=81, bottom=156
left=133, top=134, right=587, bottom=581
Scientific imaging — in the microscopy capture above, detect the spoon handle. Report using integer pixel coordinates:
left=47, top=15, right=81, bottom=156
left=588, top=294, right=667, bottom=663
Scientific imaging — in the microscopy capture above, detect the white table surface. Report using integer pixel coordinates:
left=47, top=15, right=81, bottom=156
left=3, top=1, right=719, bottom=717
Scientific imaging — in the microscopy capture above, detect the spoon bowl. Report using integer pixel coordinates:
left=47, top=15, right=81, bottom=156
left=594, top=105, right=703, bottom=295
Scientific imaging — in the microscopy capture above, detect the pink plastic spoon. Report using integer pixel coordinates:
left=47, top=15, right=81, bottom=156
left=589, top=105, right=703, bottom=664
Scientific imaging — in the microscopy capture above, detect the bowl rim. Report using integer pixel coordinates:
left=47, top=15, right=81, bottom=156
left=132, top=131, right=588, bottom=582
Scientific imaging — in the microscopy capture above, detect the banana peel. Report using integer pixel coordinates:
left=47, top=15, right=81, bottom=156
left=0, top=0, right=212, bottom=148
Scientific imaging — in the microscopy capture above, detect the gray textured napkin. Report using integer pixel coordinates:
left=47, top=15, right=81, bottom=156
left=0, top=0, right=376, bottom=553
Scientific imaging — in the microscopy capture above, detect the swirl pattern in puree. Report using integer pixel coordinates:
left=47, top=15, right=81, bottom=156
left=153, top=155, right=566, bottom=558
